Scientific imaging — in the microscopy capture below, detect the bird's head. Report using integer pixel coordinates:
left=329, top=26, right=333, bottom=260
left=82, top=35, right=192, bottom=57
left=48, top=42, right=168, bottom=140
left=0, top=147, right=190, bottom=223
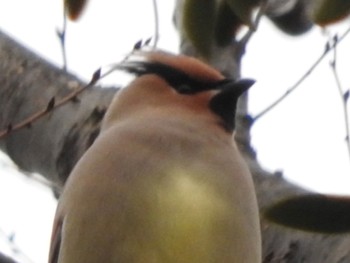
left=102, top=50, right=254, bottom=133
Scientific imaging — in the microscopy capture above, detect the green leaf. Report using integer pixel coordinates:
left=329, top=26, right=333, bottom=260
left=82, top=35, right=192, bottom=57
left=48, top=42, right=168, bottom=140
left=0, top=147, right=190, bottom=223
left=214, top=0, right=243, bottom=46
left=313, top=0, right=350, bottom=26
left=264, top=194, right=350, bottom=233
left=182, top=0, right=216, bottom=59
left=224, top=0, right=259, bottom=26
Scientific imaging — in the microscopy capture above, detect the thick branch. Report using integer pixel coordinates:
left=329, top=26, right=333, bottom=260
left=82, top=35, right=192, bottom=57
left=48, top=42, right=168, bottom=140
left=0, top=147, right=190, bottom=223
left=0, top=252, right=18, bottom=263
left=0, top=30, right=117, bottom=188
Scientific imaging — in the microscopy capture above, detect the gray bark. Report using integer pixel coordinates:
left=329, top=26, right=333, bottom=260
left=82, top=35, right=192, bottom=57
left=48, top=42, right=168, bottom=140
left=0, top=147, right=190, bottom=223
left=0, top=252, right=18, bottom=263
left=0, top=30, right=117, bottom=190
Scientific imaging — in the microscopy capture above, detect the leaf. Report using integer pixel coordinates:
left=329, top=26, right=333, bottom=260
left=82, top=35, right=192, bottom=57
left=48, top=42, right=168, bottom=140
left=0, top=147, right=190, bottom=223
left=91, top=68, right=101, bottom=84
left=214, top=0, right=243, bottom=46
left=312, top=0, right=350, bottom=26
left=133, top=39, right=143, bottom=50
left=144, top=37, right=152, bottom=46
left=7, top=124, right=12, bottom=133
left=224, top=0, right=259, bottom=26
left=64, top=0, right=89, bottom=21
left=46, top=97, right=56, bottom=112
left=343, top=90, right=349, bottom=102
left=182, top=0, right=216, bottom=59
left=264, top=194, right=350, bottom=233
left=267, top=0, right=313, bottom=36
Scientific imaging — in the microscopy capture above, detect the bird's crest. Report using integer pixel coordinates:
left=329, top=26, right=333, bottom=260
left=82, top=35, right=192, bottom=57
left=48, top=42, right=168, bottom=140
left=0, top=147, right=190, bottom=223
left=113, top=49, right=254, bottom=131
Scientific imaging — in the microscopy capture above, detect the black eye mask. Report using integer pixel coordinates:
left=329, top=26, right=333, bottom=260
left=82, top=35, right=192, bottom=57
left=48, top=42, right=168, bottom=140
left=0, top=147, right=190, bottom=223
left=118, top=60, right=255, bottom=132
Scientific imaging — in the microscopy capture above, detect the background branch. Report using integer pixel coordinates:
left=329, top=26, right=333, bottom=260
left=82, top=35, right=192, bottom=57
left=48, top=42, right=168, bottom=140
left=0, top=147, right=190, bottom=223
left=253, top=25, right=350, bottom=121
left=329, top=38, right=350, bottom=163
left=0, top=30, right=116, bottom=187
left=0, top=252, right=19, bottom=263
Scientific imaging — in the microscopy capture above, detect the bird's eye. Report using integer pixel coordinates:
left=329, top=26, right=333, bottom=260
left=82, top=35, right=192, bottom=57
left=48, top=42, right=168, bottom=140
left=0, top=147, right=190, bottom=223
left=176, top=84, right=193, bottom=94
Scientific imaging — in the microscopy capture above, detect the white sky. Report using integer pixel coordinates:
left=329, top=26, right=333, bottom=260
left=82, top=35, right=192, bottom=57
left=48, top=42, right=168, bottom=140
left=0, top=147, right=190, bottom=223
left=0, top=0, right=350, bottom=262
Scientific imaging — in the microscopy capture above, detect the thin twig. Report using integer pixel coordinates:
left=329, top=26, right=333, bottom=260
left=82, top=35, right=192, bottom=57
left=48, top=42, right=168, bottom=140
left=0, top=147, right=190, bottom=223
left=152, top=0, right=159, bottom=48
left=254, top=46, right=327, bottom=121
left=0, top=47, right=139, bottom=139
left=0, top=69, right=101, bottom=139
left=0, top=228, right=35, bottom=263
left=57, top=7, right=68, bottom=71
left=62, top=14, right=68, bottom=71
left=329, top=35, right=350, bottom=162
left=237, top=0, right=268, bottom=58
left=253, top=25, right=350, bottom=121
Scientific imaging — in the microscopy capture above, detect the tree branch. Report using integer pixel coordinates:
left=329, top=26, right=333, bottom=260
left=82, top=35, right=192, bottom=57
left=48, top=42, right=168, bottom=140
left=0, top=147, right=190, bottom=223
left=253, top=25, right=350, bottom=121
left=0, top=252, right=19, bottom=263
left=0, top=30, right=117, bottom=187
left=329, top=36, right=350, bottom=164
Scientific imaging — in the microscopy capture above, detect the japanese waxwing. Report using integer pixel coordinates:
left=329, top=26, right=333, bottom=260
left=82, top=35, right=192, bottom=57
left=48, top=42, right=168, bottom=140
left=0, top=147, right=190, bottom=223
left=48, top=50, right=261, bottom=263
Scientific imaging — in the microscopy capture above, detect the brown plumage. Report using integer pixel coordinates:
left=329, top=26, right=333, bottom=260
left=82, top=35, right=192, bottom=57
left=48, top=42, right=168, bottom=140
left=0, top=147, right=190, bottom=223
left=48, top=50, right=261, bottom=263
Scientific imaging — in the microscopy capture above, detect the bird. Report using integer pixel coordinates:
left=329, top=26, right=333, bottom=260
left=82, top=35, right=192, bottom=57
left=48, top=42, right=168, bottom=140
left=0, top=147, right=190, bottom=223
left=48, top=49, right=261, bottom=263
